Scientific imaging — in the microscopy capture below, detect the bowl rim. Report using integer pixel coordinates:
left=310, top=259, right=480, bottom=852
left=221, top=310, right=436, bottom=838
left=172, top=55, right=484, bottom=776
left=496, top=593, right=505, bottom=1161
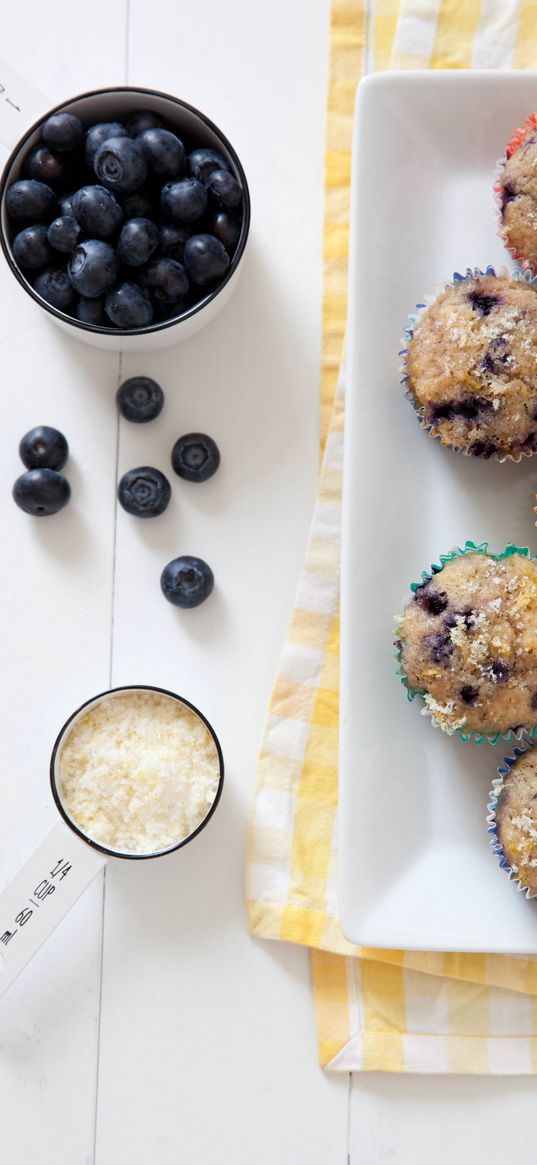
left=0, top=85, right=251, bottom=337
left=49, top=683, right=225, bottom=860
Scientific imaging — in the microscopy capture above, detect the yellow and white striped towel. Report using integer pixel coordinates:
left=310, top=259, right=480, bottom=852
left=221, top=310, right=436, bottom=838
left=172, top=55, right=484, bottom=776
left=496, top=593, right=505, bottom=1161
left=247, top=0, right=537, bottom=1072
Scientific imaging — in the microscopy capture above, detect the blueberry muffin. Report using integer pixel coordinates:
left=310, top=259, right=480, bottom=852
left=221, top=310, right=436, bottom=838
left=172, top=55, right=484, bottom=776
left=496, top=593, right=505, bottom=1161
left=498, top=119, right=537, bottom=270
left=493, top=750, right=537, bottom=894
left=397, top=550, right=537, bottom=736
left=404, top=271, right=537, bottom=460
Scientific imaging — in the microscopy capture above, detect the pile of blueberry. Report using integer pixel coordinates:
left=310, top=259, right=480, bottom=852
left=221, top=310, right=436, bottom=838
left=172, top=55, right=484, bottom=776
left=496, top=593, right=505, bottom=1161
left=5, top=107, right=244, bottom=329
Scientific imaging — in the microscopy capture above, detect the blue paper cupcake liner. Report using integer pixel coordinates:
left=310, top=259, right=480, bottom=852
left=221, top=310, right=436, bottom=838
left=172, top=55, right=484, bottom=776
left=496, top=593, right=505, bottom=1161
left=395, top=540, right=537, bottom=745
left=487, top=739, right=537, bottom=899
left=399, top=265, right=537, bottom=464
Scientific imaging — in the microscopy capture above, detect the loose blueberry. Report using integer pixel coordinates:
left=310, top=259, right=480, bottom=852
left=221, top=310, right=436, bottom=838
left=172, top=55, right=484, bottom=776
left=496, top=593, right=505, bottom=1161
left=24, top=144, right=64, bottom=185
left=126, top=109, right=163, bottom=136
left=468, top=440, right=498, bottom=458
left=137, top=128, right=185, bottom=177
left=75, top=295, right=108, bottom=326
left=6, top=179, right=56, bottom=222
left=160, top=555, right=214, bottom=608
left=13, top=225, right=52, bottom=270
left=42, top=112, right=84, bottom=153
left=71, top=185, right=123, bottom=238
left=105, top=282, right=153, bottom=328
left=488, top=660, right=509, bottom=684
left=171, top=433, right=220, bottom=482
left=183, top=233, right=230, bottom=286
left=413, top=583, right=448, bottom=615
left=94, top=136, right=148, bottom=193
left=117, top=217, right=159, bottom=266
left=13, top=468, right=70, bottom=515
left=118, top=466, right=171, bottom=517
left=158, top=223, right=191, bottom=262
left=468, top=292, right=498, bottom=316
left=423, top=631, right=453, bottom=665
left=116, top=376, right=164, bottom=422
left=140, top=257, right=189, bottom=304
left=85, top=121, right=128, bottom=166
left=206, top=169, right=242, bottom=210
left=460, top=685, right=479, bottom=704
left=187, top=147, right=230, bottom=183
left=68, top=240, right=119, bottom=297
left=34, top=268, right=75, bottom=311
left=120, top=189, right=154, bottom=219
left=19, top=425, right=68, bottom=471
left=212, top=210, right=241, bottom=251
left=160, top=177, right=208, bottom=223
left=47, top=215, right=82, bottom=253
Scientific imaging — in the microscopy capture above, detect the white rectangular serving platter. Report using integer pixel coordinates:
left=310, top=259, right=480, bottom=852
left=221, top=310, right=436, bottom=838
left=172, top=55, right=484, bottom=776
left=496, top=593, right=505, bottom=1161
left=340, top=70, right=537, bottom=954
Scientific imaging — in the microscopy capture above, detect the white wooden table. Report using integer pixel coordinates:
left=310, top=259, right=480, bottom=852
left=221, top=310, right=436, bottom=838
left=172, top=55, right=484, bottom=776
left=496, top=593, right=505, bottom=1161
left=0, top=3, right=536, bottom=1162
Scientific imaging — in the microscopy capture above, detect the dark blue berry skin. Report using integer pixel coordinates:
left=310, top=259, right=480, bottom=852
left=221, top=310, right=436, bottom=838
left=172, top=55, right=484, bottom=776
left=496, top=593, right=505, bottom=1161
left=160, top=178, right=208, bottom=223
left=85, top=122, right=128, bottom=166
left=7, top=179, right=56, bottom=222
left=68, top=240, right=119, bottom=297
left=206, top=169, right=242, bottom=210
left=160, top=556, right=214, bottom=608
left=117, top=217, right=159, bottom=266
left=24, top=145, right=64, bottom=185
left=76, top=296, right=108, bottom=326
left=187, top=147, right=229, bottom=183
left=71, top=185, right=123, bottom=238
left=118, top=466, right=170, bottom=517
left=171, top=433, right=220, bottom=482
left=212, top=210, right=241, bottom=251
left=19, top=425, right=68, bottom=471
left=120, top=190, right=154, bottom=219
left=413, top=583, right=448, bottom=615
left=140, top=257, right=189, bottom=304
left=126, top=109, right=163, bottom=136
left=34, top=268, right=75, bottom=311
left=158, top=223, right=191, bottom=262
left=183, top=233, right=230, bottom=286
left=468, top=292, right=498, bottom=316
left=13, top=225, right=52, bottom=270
left=42, top=112, right=84, bottom=153
left=13, top=468, right=70, bottom=515
left=117, top=376, right=164, bottom=422
left=137, top=128, right=185, bottom=177
left=105, top=282, right=153, bottom=328
left=94, top=136, right=148, bottom=193
left=47, top=215, right=82, bottom=253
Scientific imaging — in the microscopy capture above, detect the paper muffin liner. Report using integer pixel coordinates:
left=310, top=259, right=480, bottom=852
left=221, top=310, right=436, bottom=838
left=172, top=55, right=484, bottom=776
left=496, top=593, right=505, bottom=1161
left=394, top=540, right=537, bottom=745
left=494, top=113, right=537, bottom=272
left=400, top=264, right=537, bottom=464
left=487, top=738, right=537, bottom=899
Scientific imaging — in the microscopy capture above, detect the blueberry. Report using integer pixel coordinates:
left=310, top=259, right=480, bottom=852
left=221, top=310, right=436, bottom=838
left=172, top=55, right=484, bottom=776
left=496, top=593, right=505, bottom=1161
left=460, top=685, right=479, bottom=704
left=187, top=147, right=230, bottom=183
left=500, top=181, right=517, bottom=212
left=138, top=128, right=185, bottom=177
left=13, top=468, right=70, bottom=515
left=34, top=268, right=75, bottom=311
left=120, top=190, right=154, bottom=219
left=206, top=169, right=242, bottom=210
left=457, top=396, right=490, bottom=421
left=468, top=440, right=497, bottom=458
left=76, top=296, right=108, bottom=326
left=171, top=433, right=220, bottom=482
left=158, top=223, right=191, bottom=262
left=445, top=608, right=476, bottom=632
left=430, top=401, right=455, bottom=424
left=85, top=121, right=128, bottom=166
left=42, top=112, right=84, bottom=153
left=24, top=145, right=64, bottom=185
left=19, top=425, right=68, bottom=470
left=105, top=282, right=153, bottom=328
left=117, top=217, right=159, bottom=266
left=68, top=240, right=119, bottom=297
left=212, top=211, right=241, bottom=251
left=413, top=583, right=448, bottom=615
left=531, top=690, right=537, bottom=711
left=126, top=109, right=163, bottom=137
left=117, top=376, right=164, bottom=422
left=118, top=466, right=170, bottom=517
left=183, top=233, right=230, bottom=286
left=468, top=293, right=498, bottom=316
left=160, top=555, right=214, bottom=608
left=423, top=631, right=453, bottom=665
left=71, top=185, right=123, bottom=238
left=482, top=336, right=508, bottom=374
left=6, top=179, right=56, bottom=222
left=140, top=257, right=189, bottom=304
left=47, top=215, right=82, bottom=253
left=160, top=178, right=208, bottom=223
left=488, top=660, right=509, bottom=685
left=13, top=225, right=52, bottom=270
left=94, top=136, right=148, bottom=193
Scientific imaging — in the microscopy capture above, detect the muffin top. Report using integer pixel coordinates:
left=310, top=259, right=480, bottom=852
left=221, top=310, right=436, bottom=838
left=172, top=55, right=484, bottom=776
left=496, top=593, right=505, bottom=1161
left=397, top=551, right=537, bottom=735
left=405, top=273, right=537, bottom=460
left=498, top=125, right=537, bottom=270
left=494, top=749, right=537, bottom=895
